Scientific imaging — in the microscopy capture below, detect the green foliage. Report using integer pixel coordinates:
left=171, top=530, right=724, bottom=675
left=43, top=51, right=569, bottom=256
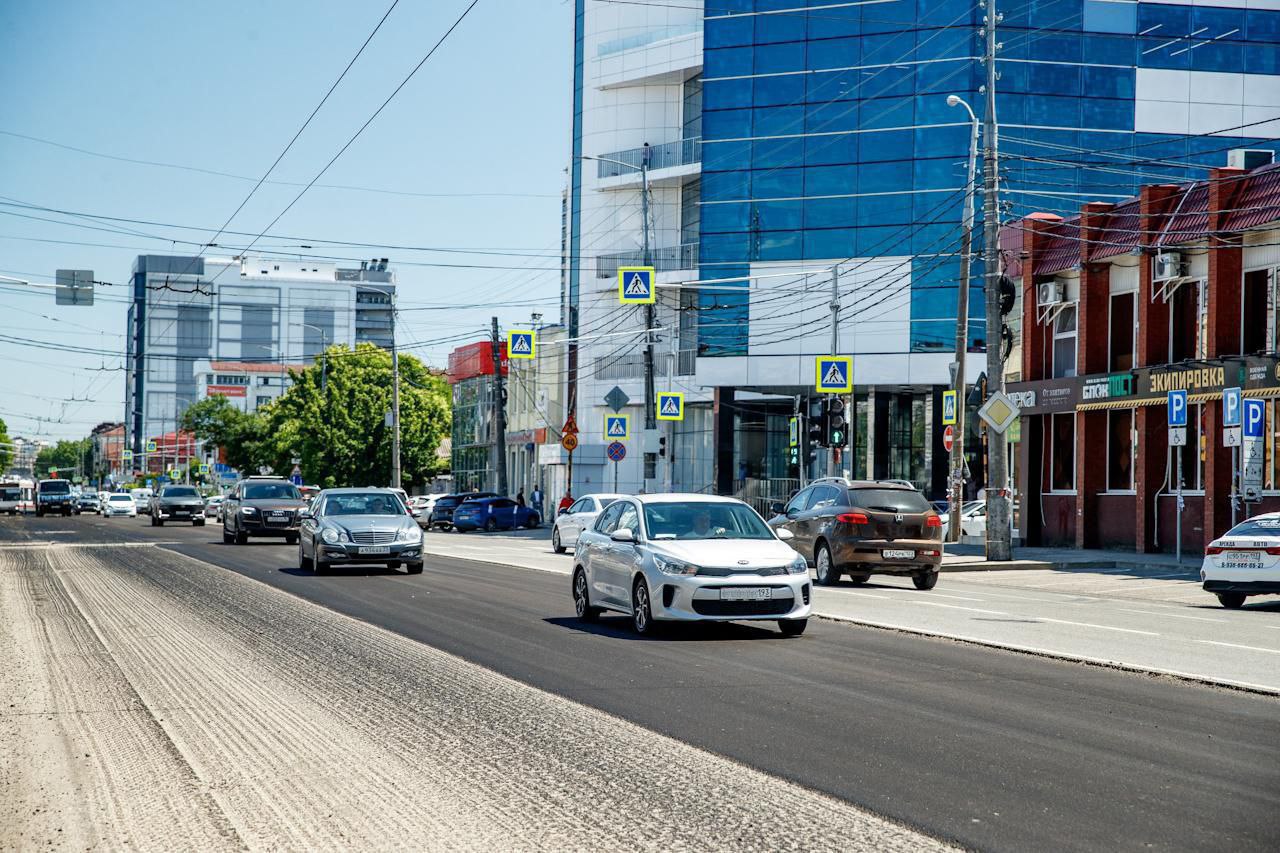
left=0, top=416, right=10, bottom=473
left=35, top=438, right=92, bottom=477
left=261, top=343, right=451, bottom=489
left=179, top=396, right=267, bottom=474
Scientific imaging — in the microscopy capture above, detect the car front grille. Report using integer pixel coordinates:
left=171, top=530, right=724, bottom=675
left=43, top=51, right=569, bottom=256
left=692, top=599, right=795, bottom=617
left=695, top=566, right=788, bottom=577
left=349, top=530, right=397, bottom=545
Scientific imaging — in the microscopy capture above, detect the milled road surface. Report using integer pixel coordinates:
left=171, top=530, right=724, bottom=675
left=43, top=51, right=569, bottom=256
left=0, top=522, right=939, bottom=852
left=4, top=514, right=1280, bottom=851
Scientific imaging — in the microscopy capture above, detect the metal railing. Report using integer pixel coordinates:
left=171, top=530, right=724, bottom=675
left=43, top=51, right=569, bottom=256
left=596, top=243, right=698, bottom=279
left=591, top=349, right=698, bottom=381
left=597, top=22, right=700, bottom=57
left=733, top=478, right=802, bottom=517
left=596, top=138, right=701, bottom=179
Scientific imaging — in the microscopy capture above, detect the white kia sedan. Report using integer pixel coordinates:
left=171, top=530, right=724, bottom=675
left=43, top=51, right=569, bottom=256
left=552, top=493, right=625, bottom=553
left=571, top=494, right=811, bottom=636
left=103, top=492, right=138, bottom=518
left=1201, top=513, right=1280, bottom=608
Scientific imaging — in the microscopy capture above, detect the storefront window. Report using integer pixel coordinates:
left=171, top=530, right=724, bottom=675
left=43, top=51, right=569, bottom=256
left=1170, top=403, right=1204, bottom=491
left=1052, top=306, right=1077, bottom=378
left=1109, top=292, right=1135, bottom=371
left=1050, top=412, right=1076, bottom=492
left=1106, top=409, right=1134, bottom=491
left=888, top=393, right=927, bottom=491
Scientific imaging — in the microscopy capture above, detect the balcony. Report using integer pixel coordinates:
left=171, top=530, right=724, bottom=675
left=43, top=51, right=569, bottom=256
left=596, top=138, right=701, bottom=180
left=589, top=349, right=697, bottom=381
left=596, top=243, right=698, bottom=279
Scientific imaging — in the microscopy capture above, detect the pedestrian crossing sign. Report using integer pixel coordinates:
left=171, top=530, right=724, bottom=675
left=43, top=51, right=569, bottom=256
left=508, top=329, right=536, bottom=360
left=145, top=440, right=157, bottom=453
left=941, top=389, right=957, bottom=426
left=617, top=266, right=656, bottom=304
left=122, top=449, right=133, bottom=462
left=604, top=413, right=630, bottom=440
left=814, top=356, right=853, bottom=394
left=656, top=392, right=684, bottom=421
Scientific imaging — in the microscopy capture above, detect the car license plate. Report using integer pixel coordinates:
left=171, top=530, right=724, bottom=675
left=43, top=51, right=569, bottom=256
left=358, top=545, right=390, bottom=555
left=1220, top=554, right=1264, bottom=571
left=883, top=549, right=916, bottom=559
left=720, top=587, right=771, bottom=601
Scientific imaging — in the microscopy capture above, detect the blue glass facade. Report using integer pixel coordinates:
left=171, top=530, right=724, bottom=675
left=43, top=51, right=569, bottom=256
left=699, top=0, right=1280, bottom=355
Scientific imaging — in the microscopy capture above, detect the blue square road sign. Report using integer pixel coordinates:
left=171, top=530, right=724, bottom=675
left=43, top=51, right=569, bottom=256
left=1244, top=398, right=1265, bottom=439
left=1167, top=390, right=1187, bottom=427
left=1222, top=387, right=1241, bottom=427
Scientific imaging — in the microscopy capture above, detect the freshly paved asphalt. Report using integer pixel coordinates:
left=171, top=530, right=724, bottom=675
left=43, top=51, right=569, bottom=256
left=5, top=513, right=1279, bottom=852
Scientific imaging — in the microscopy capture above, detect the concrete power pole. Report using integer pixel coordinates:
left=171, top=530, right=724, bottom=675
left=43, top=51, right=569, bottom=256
left=491, top=316, right=508, bottom=496
left=948, top=95, right=980, bottom=543
left=829, top=265, right=840, bottom=478
left=982, top=0, right=1012, bottom=561
left=390, top=294, right=401, bottom=490
left=641, top=143, right=657, bottom=447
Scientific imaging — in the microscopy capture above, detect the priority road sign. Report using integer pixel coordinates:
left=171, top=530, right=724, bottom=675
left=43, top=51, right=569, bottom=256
left=656, top=392, right=684, bottom=421
left=607, top=441, right=627, bottom=462
left=815, top=355, right=853, bottom=394
left=1167, top=390, right=1187, bottom=427
left=1244, top=398, right=1265, bottom=439
left=508, top=330, right=535, bottom=360
left=941, top=390, right=957, bottom=426
left=977, top=390, right=1020, bottom=434
left=942, top=424, right=955, bottom=453
left=618, top=266, right=655, bottom=304
left=1223, top=387, right=1242, bottom=427
left=605, top=414, right=630, bottom=440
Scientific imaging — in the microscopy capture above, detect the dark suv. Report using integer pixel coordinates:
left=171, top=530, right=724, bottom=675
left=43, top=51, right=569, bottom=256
left=221, top=477, right=307, bottom=544
left=149, top=484, right=206, bottom=527
left=768, top=478, right=944, bottom=589
left=35, top=479, right=76, bottom=517
left=428, top=492, right=497, bottom=531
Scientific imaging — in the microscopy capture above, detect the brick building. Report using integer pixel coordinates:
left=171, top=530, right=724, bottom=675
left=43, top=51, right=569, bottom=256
left=1004, top=157, right=1280, bottom=554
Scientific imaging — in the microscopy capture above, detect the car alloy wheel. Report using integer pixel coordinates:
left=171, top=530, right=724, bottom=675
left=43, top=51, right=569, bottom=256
left=552, top=528, right=565, bottom=554
left=913, top=570, right=939, bottom=591
left=632, top=578, right=654, bottom=635
left=573, top=569, right=598, bottom=622
left=778, top=618, right=808, bottom=637
left=484, top=518, right=497, bottom=532
left=814, top=543, right=840, bottom=586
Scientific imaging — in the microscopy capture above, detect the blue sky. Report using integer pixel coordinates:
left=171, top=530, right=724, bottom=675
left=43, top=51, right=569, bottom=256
left=0, top=0, right=570, bottom=440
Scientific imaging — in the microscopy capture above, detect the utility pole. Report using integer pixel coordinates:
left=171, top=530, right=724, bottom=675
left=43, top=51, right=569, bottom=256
left=829, top=264, right=840, bottom=478
left=947, top=94, right=980, bottom=543
left=390, top=294, right=401, bottom=490
left=641, top=144, right=657, bottom=445
left=981, top=0, right=1012, bottom=560
left=491, top=316, right=508, bottom=496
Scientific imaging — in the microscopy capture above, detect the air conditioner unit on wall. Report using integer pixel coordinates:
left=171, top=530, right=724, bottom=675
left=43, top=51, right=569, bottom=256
left=1036, top=280, right=1063, bottom=309
left=1153, top=252, right=1184, bottom=282
left=1227, top=149, right=1275, bottom=171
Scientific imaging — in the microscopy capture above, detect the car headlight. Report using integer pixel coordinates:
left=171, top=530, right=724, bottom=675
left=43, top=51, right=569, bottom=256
left=241, top=506, right=258, bottom=515
left=653, top=553, right=696, bottom=576
left=396, top=525, right=423, bottom=543
left=321, top=528, right=340, bottom=544
left=787, top=555, right=809, bottom=575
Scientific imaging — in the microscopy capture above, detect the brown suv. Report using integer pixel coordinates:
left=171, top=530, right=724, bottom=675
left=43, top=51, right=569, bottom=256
left=768, top=478, right=943, bottom=589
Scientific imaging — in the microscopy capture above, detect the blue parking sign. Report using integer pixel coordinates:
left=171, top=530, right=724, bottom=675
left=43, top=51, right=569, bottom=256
left=1222, top=387, right=1241, bottom=427
left=1244, top=398, right=1265, bottom=439
left=1167, top=390, right=1187, bottom=427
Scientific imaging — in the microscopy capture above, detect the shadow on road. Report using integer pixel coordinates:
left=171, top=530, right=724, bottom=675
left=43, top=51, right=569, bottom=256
left=278, top=565, right=408, bottom=578
left=545, top=616, right=789, bottom=642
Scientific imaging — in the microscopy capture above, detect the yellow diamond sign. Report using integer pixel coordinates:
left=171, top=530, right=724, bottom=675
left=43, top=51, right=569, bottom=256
left=977, top=390, right=1020, bottom=434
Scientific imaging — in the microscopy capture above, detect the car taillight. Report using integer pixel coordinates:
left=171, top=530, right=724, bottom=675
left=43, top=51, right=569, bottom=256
left=837, top=512, right=869, bottom=524
left=1268, top=547, right=1280, bottom=556
left=925, top=515, right=942, bottom=528
left=1205, top=546, right=1224, bottom=555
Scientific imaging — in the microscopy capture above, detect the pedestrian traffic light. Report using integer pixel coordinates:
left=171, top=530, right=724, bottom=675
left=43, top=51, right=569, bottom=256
left=826, top=397, right=847, bottom=447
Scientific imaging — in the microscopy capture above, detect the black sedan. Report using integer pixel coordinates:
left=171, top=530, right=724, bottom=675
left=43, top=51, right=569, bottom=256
left=149, top=484, right=206, bottom=526
left=298, top=488, right=424, bottom=574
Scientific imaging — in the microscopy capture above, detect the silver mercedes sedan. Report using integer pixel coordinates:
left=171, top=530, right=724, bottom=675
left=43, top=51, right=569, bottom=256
left=298, top=488, right=424, bottom=575
left=571, top=494, right=811, bottom=636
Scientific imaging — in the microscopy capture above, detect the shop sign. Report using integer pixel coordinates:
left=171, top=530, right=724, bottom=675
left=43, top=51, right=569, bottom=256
left=1146, top=365, right=1226, bottom=395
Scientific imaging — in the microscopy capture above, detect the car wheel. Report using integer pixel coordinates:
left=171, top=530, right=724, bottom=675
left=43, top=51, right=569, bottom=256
left=298, top=542, right=312, bottom=571
left=234, top=527, right=248, bottom=545
left=631, top=577, right=656, bottom=635
left=573, top=568, right=599, bottom=622
left=526, top=515, right=540, bottom=529
left=913, top=570, right=939, bottom=591
left=406, top=562, right=423, bottom=575
left=194, top=519, right=205, bottom=527
left=222, top=524, right=233, bottom=544
left=314, top=556, right=327, bottom=575
left=814, top=542, right=840, bottom=586
left=552, top=528, right=566, bottom=554
left=484, top=518, right=497, bottom=532
left=778, top=618, right=808, bottom=637
left=1216, top=591, right=1246, bottom=609
left=848, top=574, right=870, bottom=585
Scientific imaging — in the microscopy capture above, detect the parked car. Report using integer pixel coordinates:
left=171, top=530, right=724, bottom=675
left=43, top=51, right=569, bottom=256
left=767, top=478, right=944, bottom=589
left=941, top=500, right=986, bottom=538
left=571, top=494, right=811, bottom=636
left=149, top=484, right=206, bottom=526
left=221, top=477, right=307, bottom=544
left=204, top=495, right=225, bottom=519
left=76, top=492, right=101, bottom=513
left=452, top=497, right=540, bottom=532
left=129, top=488, right=153, bottom=514
left=35, top=479, right=76, bottom=517
left=428, top=492, right=498, bottom=530
left=103, top=492, right=138, bottom=518
left=409, top=493, right=448, bottom=528
left=298, top=488, right=423, bottom=574
left=552, top=493, right=625, bottom=553
left=1201, top=513, right=1280, bottom=608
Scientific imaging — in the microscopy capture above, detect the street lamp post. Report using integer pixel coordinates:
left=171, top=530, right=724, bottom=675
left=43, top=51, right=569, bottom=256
left=946, top=94, right=980, bottom=543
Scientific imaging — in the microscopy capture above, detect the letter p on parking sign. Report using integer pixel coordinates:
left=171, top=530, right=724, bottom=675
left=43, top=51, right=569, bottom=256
left=1167, top=390, right=1187, bottom=427
left=1244, top=398, right=1265, bottom=439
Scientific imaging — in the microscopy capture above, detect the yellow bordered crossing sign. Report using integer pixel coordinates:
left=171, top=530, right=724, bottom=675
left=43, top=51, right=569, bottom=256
left=814, top=356, right=853, bottom=394
left=656, top=391, right=684, bottom=421
left=617, top=266, right=656, bottom=304
left=604, top=413, right=630, bottom=440
left=508, top=329, right=536, bottom=359
left=941, top=389, right=958, bottom=426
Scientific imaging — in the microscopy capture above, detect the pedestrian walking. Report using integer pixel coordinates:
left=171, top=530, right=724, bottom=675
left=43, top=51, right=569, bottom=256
left=516, top=490, right=526, bottom=507
left=531, top=484, right=544, bottom=518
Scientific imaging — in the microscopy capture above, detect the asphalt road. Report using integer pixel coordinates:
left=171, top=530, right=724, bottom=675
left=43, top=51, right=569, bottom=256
left=5, top=513, right=1279, bottom=851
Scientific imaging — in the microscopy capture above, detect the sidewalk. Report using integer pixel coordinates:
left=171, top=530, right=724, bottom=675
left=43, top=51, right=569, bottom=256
left=943, top=544, right=1193, bottom=572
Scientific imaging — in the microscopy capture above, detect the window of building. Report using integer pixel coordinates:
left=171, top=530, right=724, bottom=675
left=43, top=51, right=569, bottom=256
left=887, top=393, right=927, bottom=491
left=1243, top=267, right=1274, bottom=355
left=1050, top=412, right=1076, bottom=493
left=256, top=395, right=272, bottom=409
left=1083, top=0, right=1137, bottom=34
left=1170, top=403, right=1205, bottom=491
left=1106, top=409, right=1134, bottom=491
left=1052, top=305, right=1078, bottom=378
left=1168, top=280, right=1206, bottom=362
left=215, top=374, right=249, bottom=386
left=1109, top=292, right=1135, bottom=371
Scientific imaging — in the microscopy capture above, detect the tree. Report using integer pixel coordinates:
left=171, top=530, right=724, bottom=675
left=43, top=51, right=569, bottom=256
left=0, top=417, right=10, bottom=473
left=179, top=396, right=268, bottom=474
left=34, top=438, right=92, bottom=478
left=262, top=343, right=451, bottom=489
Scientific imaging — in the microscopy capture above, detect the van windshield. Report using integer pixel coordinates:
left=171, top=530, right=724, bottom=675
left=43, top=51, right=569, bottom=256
left=40, top=481, right=71, bottom=494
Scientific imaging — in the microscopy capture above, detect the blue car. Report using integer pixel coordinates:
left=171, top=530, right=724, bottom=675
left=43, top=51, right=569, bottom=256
left=452, top=497, right=541, bottom=532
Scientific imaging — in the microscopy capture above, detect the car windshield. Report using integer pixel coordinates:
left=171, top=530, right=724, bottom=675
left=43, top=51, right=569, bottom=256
left=164, top=486, right=198, bottom=497
left=323, top=493, right=404, bottom=516
left=243, top=483, right=301, bottom=500
left=110, top=495, right=133, bottom=503
left=643, top=501, right=774, bottom=540
left=1224, top=517, right=1280, bottom=537
left=40, top=481, right=71, bottom=494
left=847, top=488, right=931, bottom=513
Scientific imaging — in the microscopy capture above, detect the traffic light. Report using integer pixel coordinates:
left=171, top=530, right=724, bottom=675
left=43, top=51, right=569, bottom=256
left=807, top=398, right=826, bottom=448
left=826, top=397, right=847, bottom=447
left=999, top=275, right=1017, bottom=362
left=658, top=436, right=667, bottom=458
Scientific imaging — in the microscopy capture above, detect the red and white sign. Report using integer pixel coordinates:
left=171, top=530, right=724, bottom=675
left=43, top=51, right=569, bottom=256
left=208, top=385, right=247, bottom=398
left=942, top=424, right=955, bottom=453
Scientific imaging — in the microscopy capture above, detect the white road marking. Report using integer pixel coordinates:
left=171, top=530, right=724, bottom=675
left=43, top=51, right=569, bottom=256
left=914, top=591, right=988, bottom=602
left=907, top=601, right=1010, bottom=616
left=1037, top=617, right=1160, bottom=636
left=1116, top=608, right=1225, bottom=624
left=1196, top=639, right=1280, bottom=655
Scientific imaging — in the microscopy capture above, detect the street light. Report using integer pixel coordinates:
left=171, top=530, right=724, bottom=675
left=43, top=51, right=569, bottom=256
left=946, top=94, right=981, bottom=543
left=298, top=322, right=329, bottom=392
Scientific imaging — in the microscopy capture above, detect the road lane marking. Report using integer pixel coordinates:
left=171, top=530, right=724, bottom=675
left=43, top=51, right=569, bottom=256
left=1037, top=617, right=1159, bottom=636
left=915, top=591, right=988, bottom=602
left=1116, top=608, right=1225, bottom=624
left=907, top=601, right=1009, bottom=615
left=1196, top=640, right=1280, bottom=654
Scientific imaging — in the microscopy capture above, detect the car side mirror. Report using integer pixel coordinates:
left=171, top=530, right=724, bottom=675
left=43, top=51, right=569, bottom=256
left=770, top=501, right=785, bottom=515
left=610, top=528, right=635, bottom=543
left=299, top=510, right=313, bottom=520
left=775, top=528, right=795, bottom=541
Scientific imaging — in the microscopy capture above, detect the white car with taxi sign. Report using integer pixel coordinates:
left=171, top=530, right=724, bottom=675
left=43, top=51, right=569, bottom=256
left=1201, top=512, right=1280, bottom=608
